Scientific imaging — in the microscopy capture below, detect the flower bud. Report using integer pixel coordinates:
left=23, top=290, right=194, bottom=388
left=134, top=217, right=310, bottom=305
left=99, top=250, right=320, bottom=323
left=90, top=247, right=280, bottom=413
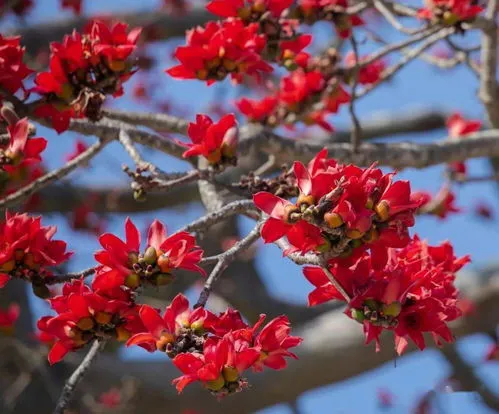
left=382, top=301, right=402, bottom=317
left=237, top=6, right=251, bottom=20
left=316, top=237, right=331, bottom=253
left=0, top=260, right=15, bottom=273
left=324, top=212, right=343, bottom=228
left=222, top=126, right=239, bottom=159
left=206, top=148, right=222, bottom=165
left=77, top=317, right=95, bottom=331
left=297, top=193, right=315, bottom=207
left=364, top=299, right=379, bottom=311
left=143, top=246, right=158, bottom=265
left=133, top=188, right=147, bottom=202
left=125, top=273, right=141, bottom=289
left=116, top=326, right=131, bottom=342
left=108, top=59, right=126, bottom=72
left=442, top=11, right=459, bottom=26
left=374, top=201, right=390, bottom=222
left=205, top=375, right=225, bottom=391
left=346, top=229, right=364, bottom=240
left=222, top=366, right=239, bottom=383
left=95, top=312, right=112, bottom=325
left=157, top=255, right=172, bottom=273
left=190, top=319, right=204, bottom=333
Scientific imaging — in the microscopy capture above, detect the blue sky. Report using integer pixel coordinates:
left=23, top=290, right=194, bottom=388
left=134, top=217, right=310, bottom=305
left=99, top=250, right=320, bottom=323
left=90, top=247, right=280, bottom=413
left=7, top=0, right=499, bottom=412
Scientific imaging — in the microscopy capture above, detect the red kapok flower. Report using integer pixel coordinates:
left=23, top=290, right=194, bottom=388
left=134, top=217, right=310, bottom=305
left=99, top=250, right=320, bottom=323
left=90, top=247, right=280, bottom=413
left=0, top=212, right=72, bottom=288
left=34, top=20, right=141, bottom=133
left=172, top=335, right=260, bottom=396
left=93, top=218, right=205, bottom=292
left=127, top=293, right=217, bottom=356
left=206, top=0, right=292, bottom=19
left=38, top=280, right=143, bottom=364
left=0, top=35, right=33, bottom=95
left=181, top=114, right=238, bottom=165
left=0, top=303, right=20, bottom=334
left=417, top=0, right=484, bottom=25
left=167, top=20, right=273, bottom=85
left=61, top=0, right=82, bottom=14
left=0, top=118, right=47, bottom=176
left=446, top=112, right=481, bottom=138
left=344, top=51, right=386, bottom=85
left=412, top=185, right=460, bottom=219
left=235, top=96, right=279, bottom=123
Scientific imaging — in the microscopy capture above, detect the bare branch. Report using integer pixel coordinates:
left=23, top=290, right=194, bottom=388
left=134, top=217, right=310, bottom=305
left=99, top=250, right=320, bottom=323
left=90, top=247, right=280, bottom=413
left=0, top=138, right=110, bottom=209
left=104, top=109, right=189, bottom=135
left=349, top=36, right=362, bottom=152
left=53, top=340, right=106, bottom=414
left=45, top=268, right=97, bottom=285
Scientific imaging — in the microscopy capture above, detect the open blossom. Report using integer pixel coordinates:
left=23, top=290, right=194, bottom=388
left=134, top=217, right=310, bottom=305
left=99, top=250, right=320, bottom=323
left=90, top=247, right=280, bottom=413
left=38, top=280, right=143, bottom=364
left=254, top=149, right=419, bottom=268
left=235, top=96, right=279, bottom=123
left=0, top=118, right=47, bottom=176
left=0, top=212, right=72, bottom=288
left=167, top=20, right=273, bottom=85
left=0, top=303, right=20, bottom=334
left=344, top=52, right=385, bottom=85
left=34, top=20, right=141, bottom=133
left=304, top=236, right=468, bottom=354
left=417, top=0, right=484, bottom=25
left=180, top=114, right=238, bottom=166
left=412, top=185, right=460, bottom=219
left=93, top=218, right=205, bottom=292
left=0, top=35, right=33, bottom=95
left=65, top=139, right=88, bottom=162
left=127, top=293, right=218, bottom=356
left=206, top=0, right=292, bottom=19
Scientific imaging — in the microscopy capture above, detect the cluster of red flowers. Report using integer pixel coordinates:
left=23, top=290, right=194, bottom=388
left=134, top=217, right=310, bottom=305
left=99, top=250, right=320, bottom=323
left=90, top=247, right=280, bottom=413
left=38, top=279, right=143, bottom=364
left=127, top=293, right=301, bottom=396
left=180, top=113, right=238, bottom=167
left=0, top=118, right=47, bottom=182
left=34, top=20, right=141, bottom=133
left=304, top=236, right=468, bottom=354
left=92, top=218, right=205, bottom=293
left=254, top=149, right=419, bottom=268
left=0, top=35, right=32, bottom=96
left=0, top=212, right=72, bottom=289
left=417, top=0, right=484, bottom=25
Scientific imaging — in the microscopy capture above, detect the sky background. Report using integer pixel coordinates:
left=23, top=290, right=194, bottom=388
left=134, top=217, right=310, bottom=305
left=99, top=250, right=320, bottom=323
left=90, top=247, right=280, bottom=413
left=4, top=0, right=499, bottom=412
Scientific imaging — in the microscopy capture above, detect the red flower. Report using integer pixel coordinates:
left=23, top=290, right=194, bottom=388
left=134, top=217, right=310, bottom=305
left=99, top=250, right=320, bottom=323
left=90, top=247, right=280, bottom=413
left=446, top=112, right=481, bottom=138
left=0, top=35, right=33, bottom=95
left=417, top=0, right=483, bottom=24
left=0, top=303, right=20, bottom=334
left=181, top=114, right=238, bottom=165
left=172, top=335, right=260, bottom=395
left=65, top=139, right=88, bottom=162
left=34, top=20, right=141, bottom=133
left=323, top=84, right=351, bottom=113
left=126, top=293, right=217, bottom=354
left=235, top=96, right=279, bottom=123
left=38, top=280, right=143, bottom=364
left=93, top=218, right=205, bottom=292
left=412, top=185, right=460, bottom=219
left=251, top=315, right=302, bottom=371
left=0, top=118, right=47, bottom=176
left=280, top=69, right=325, bottom=107
left=69, top=200, right=105, bottom=235
left=306, top=236, right=468, bottom=354
left=0, top=212, right=72, bottom=288
left=60, top=0, right=82, bottom=14
left=344, top=52, right=386, bottom=85
left=167, top=20, right=273, bottom=85
left=206, top=0, right=292, bottom=19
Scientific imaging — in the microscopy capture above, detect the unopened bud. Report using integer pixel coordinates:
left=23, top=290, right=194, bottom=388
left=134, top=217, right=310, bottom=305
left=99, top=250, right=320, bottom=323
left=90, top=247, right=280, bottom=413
left=316, top=237, right=331, bottom=253
left=205, top=375, right=225, bottom=391
left=324, top=212, right=343, bottom=228
left=346, top=229, right=364, bottom=240
left=1, top=105, right=19, bottom=125
left=222, top=366, right=239, bottom=382
left=442, top=11, right=459, bottom=26
left=116, top=326, right=131, bottom=342
left=95, top=312, right=112, bottom=325
left=77, top=317, right=94, bottom=331
left=143, top=246, right=157, bottom=265
left=157, top=255, right=172, bottom=273
left=374, top=201, right=390, bottom=222
left=125, top=273, right=141, bottom=289
left=351, top=308, right=365, bottom=322
left=108, top=59, right=126, bottom=72
left=133, top=188, right=147, bottom=202
left=297, top=193, right=315, bottom=207
left=382, top=301, right=402, bottom=317
left=0, top=260, right=15, bottom=273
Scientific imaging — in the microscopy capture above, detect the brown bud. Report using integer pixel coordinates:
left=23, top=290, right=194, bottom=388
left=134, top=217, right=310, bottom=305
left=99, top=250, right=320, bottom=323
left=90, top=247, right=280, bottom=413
left=223, top=366, right=239, bottom=382
left=125, top=273, right=141, bottom=289
left=205, top=375, right=225, bottom=391
left=77, top=317, right=95, bottom=331
left=143, top=246, right=157, bottom=265
left=324, top=212, right=343, bottom=228
left=374, top=201, right=390, bottom=222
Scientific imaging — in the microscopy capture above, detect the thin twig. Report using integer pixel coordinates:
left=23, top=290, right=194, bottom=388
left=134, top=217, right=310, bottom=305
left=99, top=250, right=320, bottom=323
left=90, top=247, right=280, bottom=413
left=373, top=0, right=420, bottom=34
left=0, top=138, right=110, bottom=209
left=180, top=200, right=258, bottom=234
left=45, top=267, right=97, bottom=285
left=321, top=264, right=351, bottom=302
left=103, top=109, right=189, bottom=135
left=349, top=36, right=362, bottom=152
left=118, top=129, right=157, bottom=173
left=196, top=222, right=262, bottom=307
left=53, top=340, right=106, bottom=414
